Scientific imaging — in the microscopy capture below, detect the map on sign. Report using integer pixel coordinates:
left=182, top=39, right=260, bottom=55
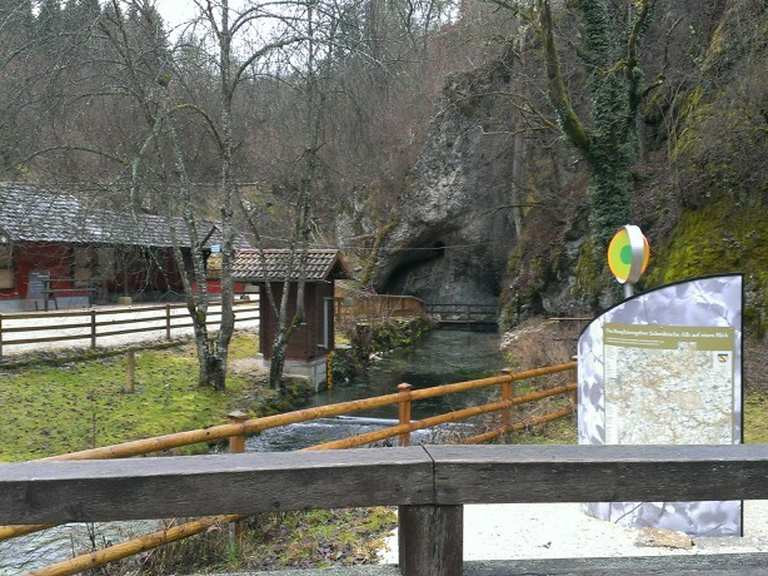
left=603, top=323, right=736, bottom=446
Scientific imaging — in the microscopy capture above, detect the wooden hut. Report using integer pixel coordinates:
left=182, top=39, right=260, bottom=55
left=0, top=183, right=233, bottom=311
left=233, top=248, right=350, bottom=387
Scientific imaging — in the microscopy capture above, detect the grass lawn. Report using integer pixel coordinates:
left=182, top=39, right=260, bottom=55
left=0, top=332, right=288, bottom=462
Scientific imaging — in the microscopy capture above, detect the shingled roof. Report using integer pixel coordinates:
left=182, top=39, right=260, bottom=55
left=0, top=182, right=220, bottom=248
left=233, top=249, right=350, bottom=282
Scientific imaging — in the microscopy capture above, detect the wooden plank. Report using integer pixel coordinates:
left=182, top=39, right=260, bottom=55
left=150, top=555, right=768, bottom=575
left=0, top=322, right=93, bottom=333
left=0, top=448, right=434, bottom=524
left=462, top=555, right=768, bottom=575
left=426, top=444, right=768, bottom=504
left=2, top=332, right=91, bottom=345
left=0, top=310, right=94, bottom=320
left=96, top=316, right=169, bottom=327
left=399, top=505, right=462, bottom=576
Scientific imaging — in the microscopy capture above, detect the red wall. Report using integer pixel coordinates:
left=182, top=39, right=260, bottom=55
left=0, top=242, right=246, bottom=301
left=0, top=243, right=87, bottom=300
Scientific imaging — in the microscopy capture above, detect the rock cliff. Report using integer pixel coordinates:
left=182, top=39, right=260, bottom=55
left=372, top=54, right=519, bottom=307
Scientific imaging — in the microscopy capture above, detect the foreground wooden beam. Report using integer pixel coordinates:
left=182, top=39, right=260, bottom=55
left=4, top=444, right=768, bottom=527
left=429, top=444, right=768, bottom=504
left=399, top=505, right=462, bottom=576
left=0, top=448, right=433, bottom=524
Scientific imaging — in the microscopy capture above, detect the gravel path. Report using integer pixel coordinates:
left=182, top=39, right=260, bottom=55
left=379, top=501, right=768, bottom=562
left=0, top=301, right=259, bottom=356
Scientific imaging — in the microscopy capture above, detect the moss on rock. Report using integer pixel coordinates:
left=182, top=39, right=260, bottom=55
left=646, top=200, right=768, bottom=337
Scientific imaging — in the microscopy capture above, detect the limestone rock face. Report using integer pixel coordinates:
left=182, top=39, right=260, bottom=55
left=372, top=66, right=517, bottom=308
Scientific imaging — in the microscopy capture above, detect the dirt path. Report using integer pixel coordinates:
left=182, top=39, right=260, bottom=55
left=1, top=302, right=259, bottom=356
left=379, top=501, right=768, bottom=562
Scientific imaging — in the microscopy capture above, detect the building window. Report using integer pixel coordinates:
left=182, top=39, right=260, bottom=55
left=73, top=246, right=93, bottom=287
left=0, top=243, right=13, bottom=289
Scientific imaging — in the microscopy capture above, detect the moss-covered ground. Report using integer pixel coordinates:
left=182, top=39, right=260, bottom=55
left=645, top=199, right=768, bottom=337
left=0, top=331, right=396, bottom=573
left=0, top=332, right=290, bottom=462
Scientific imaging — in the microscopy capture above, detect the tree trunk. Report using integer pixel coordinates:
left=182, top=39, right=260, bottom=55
left=269, top=330, right=288, bottom=391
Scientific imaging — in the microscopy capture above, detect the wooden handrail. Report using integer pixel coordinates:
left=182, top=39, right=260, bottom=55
left=35, top=362, right=575, bottom=461
left=1, top=361, right=576, bottom=574
left=304, top=384, right=576, bottom=451
left=2, top=444, right=767, bottom=523
left=0, top=362, right=576, bottom=546
left=6, top=444, right=768, bottom=576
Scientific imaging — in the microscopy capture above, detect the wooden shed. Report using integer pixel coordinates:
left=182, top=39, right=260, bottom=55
left=0, top=183, right=234, bottom=311
left=233, top=248, right=350, bottom=386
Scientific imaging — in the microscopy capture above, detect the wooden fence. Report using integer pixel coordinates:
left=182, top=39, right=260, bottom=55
left=0, top=361, right=577, bottom=575
left=425, top=303, right=498, bottom=324
left=0, top=299, right=260, bottom=358
left=3, top=444, right=767, bottom=576
left=334, top=290, right=426, bottom=328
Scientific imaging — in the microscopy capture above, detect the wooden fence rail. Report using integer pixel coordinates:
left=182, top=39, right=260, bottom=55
left=0, top=361, right=577, bottom=575
left=334, top=292, right=427, bottom=327
left=3, top=445, right=768, bottom=576
left=424, top=303, right=498, bottom=323
left=0, top=299, right=260, bottom=358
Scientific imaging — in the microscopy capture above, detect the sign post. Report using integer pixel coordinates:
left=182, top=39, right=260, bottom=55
left=607, top=224, right=650, bottom=298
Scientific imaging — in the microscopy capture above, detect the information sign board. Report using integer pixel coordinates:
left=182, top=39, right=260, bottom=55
left=578, top=275, right=743, bottom=536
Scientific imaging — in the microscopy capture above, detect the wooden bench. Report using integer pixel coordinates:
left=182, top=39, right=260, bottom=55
left=2, top=445, right=768, bottom=575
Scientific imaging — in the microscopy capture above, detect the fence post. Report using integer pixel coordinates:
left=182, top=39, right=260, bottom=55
left=165, top=304, right=171, bottom=340
left=397, top=383, right=412, bottom=447
left=90, top=309, right=96, bottom=349
left=125, top=350, right=135, bottom=393
left=500, top=368, right=512, bottom=434
left=0, top=313, right=3, bottom=360
left=227, top=410, right=249, bottom=548
left=398, top=505, right=463, bottom=576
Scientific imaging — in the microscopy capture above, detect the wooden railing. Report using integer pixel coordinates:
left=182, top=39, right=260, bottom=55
left=335, top=290, right=426, bottom=329
left=0, top=362, right=577, bottom=575
left=0, top=299, right=260, bottom=358
left=425, top=302, right=498, bottom=323
left=3, top=444, right=768, bottom=576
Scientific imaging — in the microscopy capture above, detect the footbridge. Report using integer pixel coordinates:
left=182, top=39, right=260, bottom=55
left=425, top=302, right=498, bottom=329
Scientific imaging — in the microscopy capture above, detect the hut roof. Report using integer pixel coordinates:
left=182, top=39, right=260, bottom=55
left=0, top=182, right=223, bottom=249
left=233, top=248, right=350, bottom=282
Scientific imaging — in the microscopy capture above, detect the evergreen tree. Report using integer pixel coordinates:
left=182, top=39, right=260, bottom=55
left=37, top=0, right=62, bottom=40
left=0, top=0, right=34, bottom=45
left=536, top=0, right=656, bottom=248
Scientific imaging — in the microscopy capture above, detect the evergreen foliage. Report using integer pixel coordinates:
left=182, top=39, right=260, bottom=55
left=538, top=0, right=655, bottom=248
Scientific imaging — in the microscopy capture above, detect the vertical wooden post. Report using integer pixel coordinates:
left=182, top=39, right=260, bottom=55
left=501, top=368, right=512, bottom=434
left=90, top=309, right=97, bottom=349
left=227, top=410, right=248, bottom=454
left=326, top=351, right=334, bottom=391
left=398, top=505, right=463, bottom=576
left=165, top=304, right=171, bottom=340
left=227, top=410, right=249, bottom=549
left=0, top=313, right=3, bottom=360
left=398, top=383, right=412, bottom=447
left=125, top=350, right=135, bottom=394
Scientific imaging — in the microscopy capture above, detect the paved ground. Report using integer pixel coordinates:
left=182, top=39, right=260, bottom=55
left=0, top=301, right=259, bottom=356
left=379, top=501, right=768, bottom=563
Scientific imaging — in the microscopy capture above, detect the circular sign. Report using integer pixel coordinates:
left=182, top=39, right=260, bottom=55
left=607, top=225, right=650, bottom=285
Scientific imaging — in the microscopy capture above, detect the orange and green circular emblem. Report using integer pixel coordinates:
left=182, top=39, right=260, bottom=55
left=607, top=225, right=650, bottom=285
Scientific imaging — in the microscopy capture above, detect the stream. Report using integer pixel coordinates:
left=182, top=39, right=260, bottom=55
left=0, top=328, right=504, bottom=574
